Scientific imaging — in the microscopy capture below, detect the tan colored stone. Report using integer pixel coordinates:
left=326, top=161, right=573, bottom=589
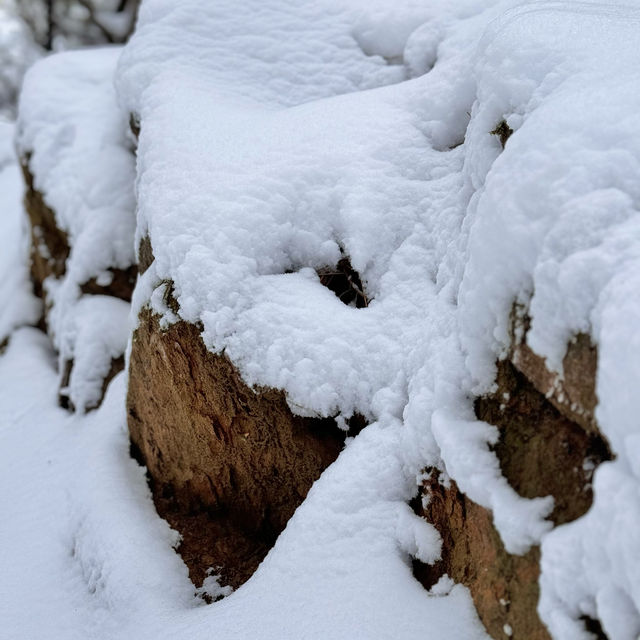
left=127, top=307, right=346, bottom=589
left=510, top=311, right=598, bottom=433
left=21, top=159, right=69, bottom=301
left=21, top=159, right=136, bottom=410
left=415, top=357, right=611, bottom=639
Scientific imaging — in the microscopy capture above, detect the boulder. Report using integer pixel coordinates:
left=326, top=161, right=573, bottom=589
left=127, top=305, right=346, bottom=590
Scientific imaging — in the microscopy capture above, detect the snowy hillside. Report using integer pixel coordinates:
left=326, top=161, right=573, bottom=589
left=1, top=1, right=640, bottom=639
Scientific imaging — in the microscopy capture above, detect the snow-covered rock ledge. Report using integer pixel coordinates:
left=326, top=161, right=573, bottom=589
left=3, top=0, right=640, bottom=638
left=114, top=0, right=640, bottom=637
left=128, top=297, right=349, bottom=590
left=16, top=47, right=137, bottom=411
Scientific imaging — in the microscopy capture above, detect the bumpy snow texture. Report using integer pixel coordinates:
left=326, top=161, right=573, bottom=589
left=3, top=0, right=640, bottom=639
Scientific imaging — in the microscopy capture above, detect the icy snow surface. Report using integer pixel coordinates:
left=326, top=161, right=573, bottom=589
left=16, top=47, right=135, bottom=411
left=3, top=0, right=640, bottom=637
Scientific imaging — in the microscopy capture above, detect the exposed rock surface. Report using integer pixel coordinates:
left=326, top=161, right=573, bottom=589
left=127, top=306, right=346, bottom=589
left=21, top=160, right=70, bottom=300
left=415, top=324, right=611, bottom=640
left=510, top=308, right=598, bottom=433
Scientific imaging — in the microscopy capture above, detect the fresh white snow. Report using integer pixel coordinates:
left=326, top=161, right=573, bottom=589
left=2, top=0, right=640, bottom=638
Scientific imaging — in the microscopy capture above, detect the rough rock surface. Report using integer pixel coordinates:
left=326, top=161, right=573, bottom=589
left=127, top=307, right=346, bottom=589
left=415, top=332, right=611, bottom=639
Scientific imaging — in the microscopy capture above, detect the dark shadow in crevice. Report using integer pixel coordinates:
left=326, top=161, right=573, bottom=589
left=491, top=120, right=513, bottom=149
left=581, top=615, right=608, bottom=640
left=317, top=257, right=369, bottom=308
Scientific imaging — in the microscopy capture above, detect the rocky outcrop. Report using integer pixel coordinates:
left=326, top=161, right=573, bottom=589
left=21, top=160, right=70, bottom=301
left=127, top=305, right=346, bottom=590
left=414, top=319, right=611, bottom=640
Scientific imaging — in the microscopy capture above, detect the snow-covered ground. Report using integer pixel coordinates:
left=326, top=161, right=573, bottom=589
left=0, top=329, right=487, bottom=639
left=3, top=0, right=640, bottom=638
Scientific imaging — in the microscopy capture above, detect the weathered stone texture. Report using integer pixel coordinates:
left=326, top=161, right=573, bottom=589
left=415, top=327, right=611, bottom=639
left=21, top=160, right=70, bottom=300
left=511, top=316, right=598, bottom=433
left=127, top=308, right=345, bottom=589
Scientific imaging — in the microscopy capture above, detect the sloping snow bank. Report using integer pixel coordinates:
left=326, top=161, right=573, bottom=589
left=16, top=48, right=135, bottom=410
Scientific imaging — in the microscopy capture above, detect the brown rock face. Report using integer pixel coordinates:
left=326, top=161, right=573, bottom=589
left=127, top=307, right=346, bottom=589
left=415, top=473, right=546, bottom=640
left=415, top=339, right=611, bottom=639
left=511, top=311, right=598, bottom=433
left=137, top=235, right=154, bottom=275
left=21, top=160, right=70, bottom=299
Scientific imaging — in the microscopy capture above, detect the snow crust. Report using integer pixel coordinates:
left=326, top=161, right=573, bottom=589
left=16, top=47, right=135, bottom=410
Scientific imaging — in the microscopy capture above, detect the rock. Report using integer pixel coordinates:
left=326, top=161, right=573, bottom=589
left=510, top=311, right=598, bottom=433
left=415, top=472, right=549, bottom=640
left=21, top=159, right=70, bottom=301
left=21, top=160, right=136, bottom=410
left=414, top=330, right=611, bottom=639
left=127, top=306, right=346, bottom=590
left=137, top=235, right=154, bottom=275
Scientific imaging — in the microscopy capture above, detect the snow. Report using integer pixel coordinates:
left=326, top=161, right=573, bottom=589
left=16, top=46, right=136, bottom=411
left=17, top=47, right=135, bottom=279
left=431, top=409, right=553, bottom=555
left=0, top=120, right=40, bottom=343
left=3, top=0, right=640, bottom=638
